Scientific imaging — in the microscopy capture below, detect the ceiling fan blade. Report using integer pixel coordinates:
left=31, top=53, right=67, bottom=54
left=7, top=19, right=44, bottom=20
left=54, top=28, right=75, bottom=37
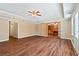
left=36, top=11, right=40, bottom=13
left=28, top=11, right=32, bottom=13
left=37, top=13, right=42, bottom=16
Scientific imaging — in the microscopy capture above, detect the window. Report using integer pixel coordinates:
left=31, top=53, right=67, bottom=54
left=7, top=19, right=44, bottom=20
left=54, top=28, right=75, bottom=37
left=74, top=12, right=79, bottom=39
left=72, top=12, right=79, bottom=39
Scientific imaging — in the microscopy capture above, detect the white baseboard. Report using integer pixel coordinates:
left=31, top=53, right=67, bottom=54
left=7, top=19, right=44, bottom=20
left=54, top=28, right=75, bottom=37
left=61, top=37, right=72, bottom=40
left=0, top=39, right=9, bottom=42
left=18, top=34, right=37, bottom=39
left=71, top=36, right=79, bottom=55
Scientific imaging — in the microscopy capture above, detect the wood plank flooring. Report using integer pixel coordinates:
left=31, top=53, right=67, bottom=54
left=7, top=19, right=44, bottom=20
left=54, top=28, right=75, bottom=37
left=0, top=36, right=78, bottom=56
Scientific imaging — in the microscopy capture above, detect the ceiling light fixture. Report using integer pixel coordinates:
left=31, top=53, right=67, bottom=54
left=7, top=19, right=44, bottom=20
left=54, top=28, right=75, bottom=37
left=27, top=10, right=42, bottom=16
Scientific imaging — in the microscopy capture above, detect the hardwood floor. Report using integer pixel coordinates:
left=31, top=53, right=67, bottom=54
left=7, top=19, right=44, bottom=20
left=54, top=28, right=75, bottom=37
left=0, top=36, right=78, bottom=56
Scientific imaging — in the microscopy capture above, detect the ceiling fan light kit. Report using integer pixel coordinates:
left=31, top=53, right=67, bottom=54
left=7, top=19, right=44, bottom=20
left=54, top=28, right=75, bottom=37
left=28, top=10, right=42, bottom=16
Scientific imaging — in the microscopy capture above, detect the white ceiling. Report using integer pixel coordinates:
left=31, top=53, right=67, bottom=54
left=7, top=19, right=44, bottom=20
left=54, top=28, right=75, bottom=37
left=0, top=3, right=78, bottom=23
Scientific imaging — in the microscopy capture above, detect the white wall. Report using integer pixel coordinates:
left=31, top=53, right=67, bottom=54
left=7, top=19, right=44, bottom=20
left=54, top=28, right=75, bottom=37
left=0, top=19, right=9, bottom=42
left=60, top=17, right=72, bottom=39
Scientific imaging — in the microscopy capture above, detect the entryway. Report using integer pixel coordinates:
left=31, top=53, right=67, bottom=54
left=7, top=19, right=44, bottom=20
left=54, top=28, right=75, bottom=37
left=48, top=22, right=60, bottom=37
left=9, top=21, right=18, bottom=40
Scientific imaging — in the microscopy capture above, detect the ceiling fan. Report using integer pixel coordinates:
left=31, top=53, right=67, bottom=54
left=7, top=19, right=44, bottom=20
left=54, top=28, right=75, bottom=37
left=27, top=10, right=42, bottom=16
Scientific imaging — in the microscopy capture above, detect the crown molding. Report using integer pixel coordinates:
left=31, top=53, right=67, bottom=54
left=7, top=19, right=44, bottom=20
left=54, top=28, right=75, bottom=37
left=0, top=10, right=27, bottom=20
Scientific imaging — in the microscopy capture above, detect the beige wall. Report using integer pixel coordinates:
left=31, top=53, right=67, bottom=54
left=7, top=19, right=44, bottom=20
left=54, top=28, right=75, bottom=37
left=8, top=19, right=37, bottom=38
left=37, top=23, right=48, bottom=37
left=58, top=22, right=61, bottom=37
left=0, top=18, right=72, bottom=42
left=17, top=20, right=49, bottom=38
left=18, top=20, right=37, bottom=38
left=0, top=18, right=37, bottom=41
left=0, top=19, right=9, bottom=42
left=60, top=17, right=72, bottom=39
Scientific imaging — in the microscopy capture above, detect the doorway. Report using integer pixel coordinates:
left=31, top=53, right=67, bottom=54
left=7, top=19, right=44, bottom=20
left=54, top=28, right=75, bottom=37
left=9, top=21, right=18, bottom=40
left=48, top=22, right=60, bottom=37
